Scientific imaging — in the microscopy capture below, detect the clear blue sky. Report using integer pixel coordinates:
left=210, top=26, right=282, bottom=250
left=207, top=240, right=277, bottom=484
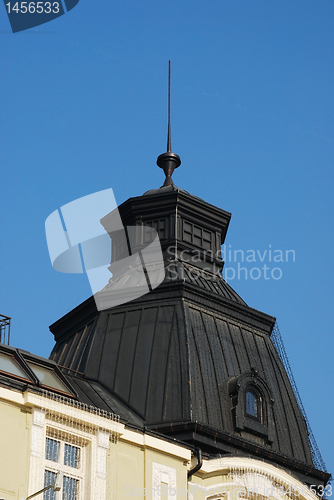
left=1, top=0, right=333, bottom=477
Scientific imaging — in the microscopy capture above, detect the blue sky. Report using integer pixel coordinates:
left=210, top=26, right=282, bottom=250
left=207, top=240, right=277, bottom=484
left=1, top=0, right=333, bottom=477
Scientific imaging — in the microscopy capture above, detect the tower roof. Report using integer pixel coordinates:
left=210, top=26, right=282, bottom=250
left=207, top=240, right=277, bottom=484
left=49, top=174, right=328, bottom=487
left=47, top=65, right=328, bottom=485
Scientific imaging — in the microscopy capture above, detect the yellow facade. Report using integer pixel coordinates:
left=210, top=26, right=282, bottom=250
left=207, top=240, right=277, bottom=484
left=0, top=384, right=321, bottom=500
left=0, top=392, right=31, bottom=500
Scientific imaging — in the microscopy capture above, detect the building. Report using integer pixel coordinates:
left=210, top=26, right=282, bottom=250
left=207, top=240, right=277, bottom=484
left=0, top=130, right=330, bottom=499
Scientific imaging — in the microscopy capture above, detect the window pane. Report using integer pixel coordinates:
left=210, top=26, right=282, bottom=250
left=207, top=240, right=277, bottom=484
left=193, top=226, right=201, bottom=237
left=44, top=470, right=56, bottom=500
left=26, top=362, right=70, bottom=393
left=183, top=232, right=192, bottom=242
left=203, top=230, right=211, bottom=241
left=46, top=438, right=60, bottom=462
left=63, top=475, right=79, bottom=500
left=183, top=222, right=192, bottom=233
left=0, top=352, right=30, bottom=379
left=64, top=444, right=80, bottom=468
left=246, top=391, right=258, bottom=417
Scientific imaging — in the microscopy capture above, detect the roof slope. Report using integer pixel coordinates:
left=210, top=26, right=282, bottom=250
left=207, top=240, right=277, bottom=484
left=48, top=185, right=327, bottom=485
left=50, top=283, right=313, bottom=470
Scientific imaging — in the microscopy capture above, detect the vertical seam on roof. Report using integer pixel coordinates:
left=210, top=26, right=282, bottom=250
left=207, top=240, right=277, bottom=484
left=75, top=323, right=90, bottom=373
left=97, top=314, right=110, bottom=380
left=175, top=305, right=185, bottom=421
left=189, top=308, right=209, bottom=424
left=181, top=300, right=193, bottom=421
left=238, top=325, right=252, bottom=370
left=161, top=304, right=176, bottom=421
left=226, top=322, right=242, bottom=374
left=143, top=307, right=159, bottom=417
left=214, top=315, right=230, bottom=378
left=201, top=311, right=225, bottom=430
left=112, top=312, right=126, bottom=391
left=252, top=331, right=266, bottom=378
left=77, top=318, right=99, bottom=374
left=127, top=309, right=143, bottom=402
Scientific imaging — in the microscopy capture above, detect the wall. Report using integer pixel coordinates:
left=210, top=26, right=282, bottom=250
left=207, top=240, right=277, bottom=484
left=0, top=389, right=31, bottom=500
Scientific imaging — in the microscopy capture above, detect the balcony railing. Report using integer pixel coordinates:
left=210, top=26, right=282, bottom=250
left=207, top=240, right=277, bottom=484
left=0, top=315, right=11, bottom=345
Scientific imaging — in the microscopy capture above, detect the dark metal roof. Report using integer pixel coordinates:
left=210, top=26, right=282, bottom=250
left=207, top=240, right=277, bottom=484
left=64, top=375, right=145, bottom=427
left=49, top=297, right=296, bottom=449
left=48, top=185, right=329, bottom=486
left=49, top=288, right=329, bottom=484
left=165, top=261, right=247, bottom=305
left=99, top=259, right=246, bottom=305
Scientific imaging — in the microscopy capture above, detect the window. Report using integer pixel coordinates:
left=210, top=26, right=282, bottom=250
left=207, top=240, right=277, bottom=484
left=145, top=219, right=167, bottom=240
left=245, top=390, right=258, bottom=418
left=44, top=470, right=57, bottom=500
left=0, top=351, right=31, bottom=380
left=44, top=436, right=83, bottom=500
left=183, top=221, right=212, bottom=250
left=64, top=444, right=80, bottom=469
left=63, top=476, right=79, bottom=500
left=26, top=362, right=70, bottom=393
left=44, top=471, right=79, bottom=500
left=228, top=372, right=274, bottom=443
left=46, top=438, right=60, bottom=462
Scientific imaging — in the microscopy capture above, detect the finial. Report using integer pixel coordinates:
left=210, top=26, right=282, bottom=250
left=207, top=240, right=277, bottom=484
left=157, top=60, right=181, bottom=187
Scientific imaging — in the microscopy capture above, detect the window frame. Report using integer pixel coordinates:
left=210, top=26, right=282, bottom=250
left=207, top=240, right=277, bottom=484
left=245, top=387, right=262, bottom=422
left=44, top=432, right=85, bottom=500
left=182, top=220, right=213, bottom=251
left=229, top=372, right=274, bottom=444
left=0, top=351, right=33, bottom=383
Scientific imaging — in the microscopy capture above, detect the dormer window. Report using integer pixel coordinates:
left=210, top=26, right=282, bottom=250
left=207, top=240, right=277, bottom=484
left=229, top=372, right=274, bottom=443
left=246, top=390, right=258, bottom=418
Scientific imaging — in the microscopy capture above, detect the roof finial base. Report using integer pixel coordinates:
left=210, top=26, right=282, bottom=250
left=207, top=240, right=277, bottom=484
left=157, top=151, right=181, bottom=187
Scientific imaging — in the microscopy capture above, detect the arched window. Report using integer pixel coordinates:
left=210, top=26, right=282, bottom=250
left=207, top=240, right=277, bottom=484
left=229, top=373, right=274, bottom=442
left=245, top=390, right=259, bottom=419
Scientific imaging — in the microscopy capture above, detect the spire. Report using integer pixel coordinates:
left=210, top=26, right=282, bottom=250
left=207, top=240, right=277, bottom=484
left=167, top=59, right=171, bottom=153
left=157, top=60, right=181, bottom=187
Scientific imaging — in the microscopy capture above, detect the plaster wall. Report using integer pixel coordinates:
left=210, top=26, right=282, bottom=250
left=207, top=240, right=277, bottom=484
left=116, top=441, right=145, bottom=499
left=116, top=434, right=189, bottom=499
left=0, top=398, right=31, bottom=500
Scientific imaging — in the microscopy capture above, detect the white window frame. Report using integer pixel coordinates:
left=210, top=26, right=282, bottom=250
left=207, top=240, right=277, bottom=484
left=28, top=406, right=113, bottom=500
left=44, top=432, right=86, bottom=500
